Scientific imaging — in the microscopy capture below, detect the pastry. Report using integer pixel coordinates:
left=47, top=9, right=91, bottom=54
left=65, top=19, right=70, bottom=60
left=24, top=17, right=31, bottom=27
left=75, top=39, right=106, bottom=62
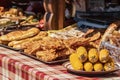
left=8, top=31, right=48, bottom=47
left=0, top=28, right=40, bottom=41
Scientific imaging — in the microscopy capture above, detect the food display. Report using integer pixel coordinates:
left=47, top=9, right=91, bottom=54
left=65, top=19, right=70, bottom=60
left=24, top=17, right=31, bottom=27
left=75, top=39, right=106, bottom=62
left=69, top=46, right=115, bottom=71
left=0, top=8, right=39, bottom=26
left=71, top=21, right=119, bottom=74
left=0, top=24, right=105, bottom=63
left=0, top=7, right=40, bottom=35
left=0, top=27, right=71, bottom=62
left=0, top=21, right=119, bottom=69
left=20, top=16, right=39, bottom=26
left=0, top=1, right=120, bottom=79
left=0, top=8, right=26, bottom=19
left=0, top=8, right=39, bottom=25
left=100, top=21, right=120, bottom=63
left=0, top=9, right=119, bottom=68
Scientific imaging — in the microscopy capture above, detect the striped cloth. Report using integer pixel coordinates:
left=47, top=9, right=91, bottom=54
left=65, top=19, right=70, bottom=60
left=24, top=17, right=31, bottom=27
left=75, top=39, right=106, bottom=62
left=0, top=47, right=119, bottom=80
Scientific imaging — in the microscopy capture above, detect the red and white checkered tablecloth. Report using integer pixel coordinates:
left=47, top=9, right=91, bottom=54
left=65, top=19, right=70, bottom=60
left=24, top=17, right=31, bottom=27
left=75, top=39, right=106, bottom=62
left=0, top=47, right=120, bottom=80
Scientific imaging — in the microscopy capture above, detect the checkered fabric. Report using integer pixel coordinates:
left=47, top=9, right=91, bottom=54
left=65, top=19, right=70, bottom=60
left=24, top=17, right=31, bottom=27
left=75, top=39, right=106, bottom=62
left=0, top=47, right=119, bottom=80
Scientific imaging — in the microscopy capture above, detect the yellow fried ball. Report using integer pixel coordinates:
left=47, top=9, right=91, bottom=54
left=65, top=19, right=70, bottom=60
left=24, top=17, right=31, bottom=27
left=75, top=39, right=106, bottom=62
left=88, top=48, right=98, bottom=63
left=99, top=49, right=109, bottom=63
left=76, top=46, right=87, bottom=63
left=69, top=53, right=83, bottom=70
left=94, top=62, right=103, bottom=71
left=84, top=62, right=93, bottom=71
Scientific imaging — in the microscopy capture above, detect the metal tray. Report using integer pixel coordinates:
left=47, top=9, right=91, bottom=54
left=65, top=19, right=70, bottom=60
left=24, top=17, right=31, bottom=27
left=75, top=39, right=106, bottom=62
left=0, top=43, right=68, bottom=64
left=20, top=52, right=69, bottom=64
left=0, top=44, right=22, bottom=51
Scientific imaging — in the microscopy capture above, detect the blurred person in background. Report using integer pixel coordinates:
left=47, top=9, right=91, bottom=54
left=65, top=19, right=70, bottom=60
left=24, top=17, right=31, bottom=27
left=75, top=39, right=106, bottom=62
left=0, top=0, right=12, bottom=9
left=11, top=0, right=30, bottom=10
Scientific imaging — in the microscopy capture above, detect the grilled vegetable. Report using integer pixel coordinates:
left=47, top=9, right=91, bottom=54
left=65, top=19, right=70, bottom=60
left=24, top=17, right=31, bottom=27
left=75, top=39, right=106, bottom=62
left=88, top=48, right=98, bottom=63
left=69, top=53, right=83, bottom=70
left=76, top=46, right=87, bottom=63
left=99, top=49, right=109, bottom=63
left=94, top=62, right=103, bottom=71
left=104, top=57, right=115, bottom=71
left=84, top=62, right=93, bottom=71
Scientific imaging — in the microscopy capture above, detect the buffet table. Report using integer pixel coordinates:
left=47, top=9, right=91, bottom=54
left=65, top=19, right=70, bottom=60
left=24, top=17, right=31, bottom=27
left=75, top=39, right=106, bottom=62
left=0, top=47, right=120, bottom=80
